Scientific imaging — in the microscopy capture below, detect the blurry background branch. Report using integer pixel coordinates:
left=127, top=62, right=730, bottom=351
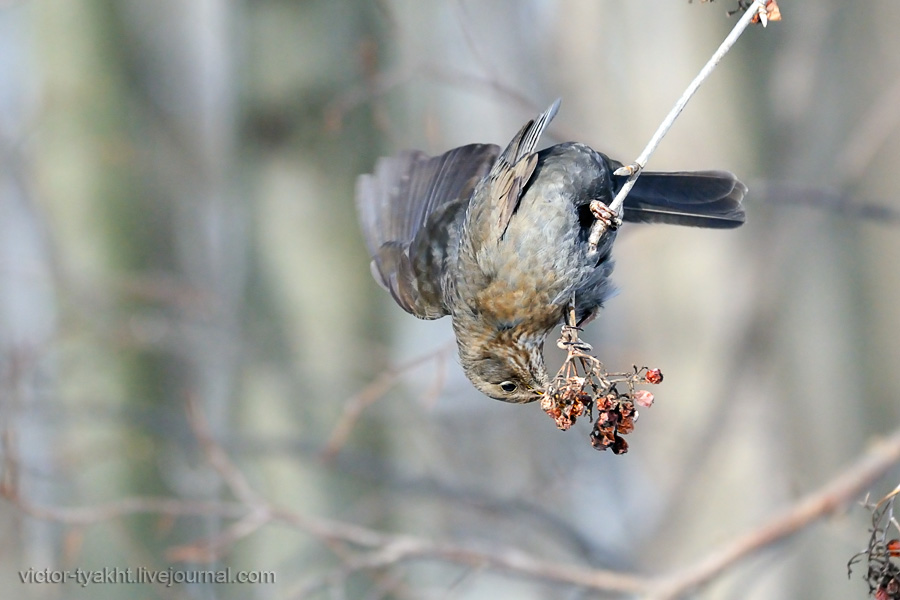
left=3, top=402, right=900, bottom=599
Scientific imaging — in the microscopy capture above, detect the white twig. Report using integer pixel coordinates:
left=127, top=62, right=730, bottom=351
left=610, top=0, right=765, bottom=212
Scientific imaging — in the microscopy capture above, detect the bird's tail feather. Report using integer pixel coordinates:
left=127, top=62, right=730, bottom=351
left=620, top=170, right=747, bottom=229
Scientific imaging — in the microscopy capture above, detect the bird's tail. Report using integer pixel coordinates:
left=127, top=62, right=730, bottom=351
left=620, top=170, right=747, bottom=229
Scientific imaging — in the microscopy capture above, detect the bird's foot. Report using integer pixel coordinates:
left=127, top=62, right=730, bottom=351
left=587, top=200, right=622, bottom=255
left=589, top=200, right=622, bottom=230
left=557, top=324, right=593, bottom=354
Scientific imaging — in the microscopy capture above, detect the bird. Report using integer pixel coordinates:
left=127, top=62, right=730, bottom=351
left=355, top=100, right=746, bottom=404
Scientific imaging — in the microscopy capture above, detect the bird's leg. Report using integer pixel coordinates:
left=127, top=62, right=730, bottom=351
left=565, top=300, right=577, bottom=328
left=587, top=200, right=622, bottom=255
left=589, top=200, right=621, bottom=228
left=557, top=300, right=592, bottom=355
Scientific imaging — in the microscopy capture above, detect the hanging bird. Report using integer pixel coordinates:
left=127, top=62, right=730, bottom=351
left=356, top=100, right=745, bottom=404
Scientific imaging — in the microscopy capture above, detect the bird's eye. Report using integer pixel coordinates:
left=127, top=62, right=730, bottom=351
left=499, top=381, right=517, bottom=393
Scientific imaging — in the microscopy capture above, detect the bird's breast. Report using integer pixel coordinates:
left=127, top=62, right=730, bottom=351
left=454, top=142, right=616, bottom=331
left=471, top=275, right=562, bottom=333
left=465, top=207, right=582, bottom=333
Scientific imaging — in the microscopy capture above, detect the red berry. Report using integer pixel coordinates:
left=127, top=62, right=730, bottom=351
left=644, top=368, right=663, bottom=384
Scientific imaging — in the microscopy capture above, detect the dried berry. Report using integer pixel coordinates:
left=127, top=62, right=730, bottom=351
left=590, top=425, right=616, bottom=450
left=634, top=390, right=655, bottom=408
left=611, top=434, right=629, bottom=455
left=644, top=368, right=664, bottom=384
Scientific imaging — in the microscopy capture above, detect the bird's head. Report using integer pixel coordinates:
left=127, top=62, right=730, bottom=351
left=457, top=331, right=549, bottom=404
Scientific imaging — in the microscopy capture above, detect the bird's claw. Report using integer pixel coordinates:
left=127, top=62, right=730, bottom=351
left=589, top=200, right=622, bottom=231
left=557, top=324, right=593, bottom=354
left=587, top=200, right=622, bottom=255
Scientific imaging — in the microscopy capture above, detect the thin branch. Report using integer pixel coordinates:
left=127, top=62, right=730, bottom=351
left=643, top=428, right=900, bottom=599
left=320, top=342, right=454, bottom=461
left=166, top=508, right=272, bottom=563
left=1, top=491, right=248, bottom=525
left=187, top=395, right=264, bottom=506
left=588, top=0, right=768, bottom=253
left=325, top=61, right=583, bottom=143
left=287, top=425, right=900, bottom=597
left=752, top=182, right=900, bottom=224
left=317, top=536, right=644, bottom=594
left=608, top=0, right=766, bottom=213
left=4, top=412, right=900, bottom=597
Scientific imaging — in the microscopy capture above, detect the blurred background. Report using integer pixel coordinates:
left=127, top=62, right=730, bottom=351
left=1, top=0, right=900, bottom=598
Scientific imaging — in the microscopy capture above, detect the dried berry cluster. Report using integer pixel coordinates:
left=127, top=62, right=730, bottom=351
left=849, top=491, right=900, bottom=600
left=590, top=390, right=637, bottom=454
left=542, top=322, right=663, bottom=454
left=540, top=382, right=591, bottom=431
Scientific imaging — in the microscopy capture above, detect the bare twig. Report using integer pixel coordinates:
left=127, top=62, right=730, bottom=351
left=320, top=342, right=454, bottom=461
left=751, top=182, right=900, bottom=224
left=6, top=404, right=900, bottom=597
left=166, top=508, right=272, bottom=563
left=589, top=0, right=768, bottom=252
left=187, top=395, right=264, bottom=506
left=286, top=426, right=900, bottom=598
left=1, top=492, right=248, bottom=525
left=325, top=60, right=584, bottom=144
left=644, top=428, right=900, bottom=599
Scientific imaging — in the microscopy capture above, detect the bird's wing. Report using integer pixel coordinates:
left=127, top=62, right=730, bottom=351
left=488, top=99, right=560, bottom=238
left=355, top=143, right=500, bottom=318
